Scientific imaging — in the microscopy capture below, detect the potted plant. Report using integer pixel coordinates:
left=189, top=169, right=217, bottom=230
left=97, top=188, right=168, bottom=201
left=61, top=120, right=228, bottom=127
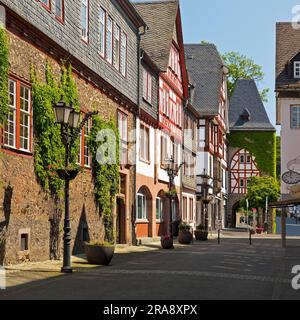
left=49, top=162, right=81, bottom=181
left=256, top=227, right=264, bottom=235
left=194, top=224, right=208, bottom=241
left=161, top=235, right=174, bottom=250
left=178, top=222, right=193, bottom=245
left=85, top=241, right=115, bottom=265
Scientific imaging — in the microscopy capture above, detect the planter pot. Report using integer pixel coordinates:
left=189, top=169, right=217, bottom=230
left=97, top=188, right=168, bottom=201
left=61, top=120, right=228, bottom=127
left=178, top=231, right=193, bottom=245
left=161, top=238, right=174, bottom=250
left=194, top=230, right=208, bottom=241
left=85, top=243, right=115, bottom=266
left=56, top=169, right=79, bottom=181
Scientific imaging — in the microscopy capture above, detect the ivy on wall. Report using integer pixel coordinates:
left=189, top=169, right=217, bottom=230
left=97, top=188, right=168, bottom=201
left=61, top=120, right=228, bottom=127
left=90, top=114, right=120, bottom=243
left=228, top=131, right=277, bottom=177
left=0, top=27, right=9, bottom=124
left=31, top=62, right=80, bottom=195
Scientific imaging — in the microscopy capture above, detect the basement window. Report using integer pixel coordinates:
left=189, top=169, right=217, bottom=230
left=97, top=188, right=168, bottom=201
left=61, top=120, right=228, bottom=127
left=20, top=234, right=29, bottom=251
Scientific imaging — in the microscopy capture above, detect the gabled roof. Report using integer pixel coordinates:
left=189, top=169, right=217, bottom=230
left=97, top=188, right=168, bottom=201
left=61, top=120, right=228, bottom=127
left=276, top=22, right=300, bottom=89
left=133, top=0, right=179, bottom=71
left=118, top=0, right=147, bottom=28
left=229, top=79, right=275, bottom=131
left=184, top=44, right=225, bottom=115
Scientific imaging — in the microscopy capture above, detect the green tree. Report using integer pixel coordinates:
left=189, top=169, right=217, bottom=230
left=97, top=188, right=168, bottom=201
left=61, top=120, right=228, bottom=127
left=241, top=176, right=280, bottom=210
left=222, top=51, right=269, bottom=102
left=276, top=136, right=281, bottom=181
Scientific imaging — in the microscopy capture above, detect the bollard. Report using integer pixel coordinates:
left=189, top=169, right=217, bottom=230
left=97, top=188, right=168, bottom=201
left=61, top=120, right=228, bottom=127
left=218, top=230, right=221, bottom=245
left=249, top=229, right=252, bottom=245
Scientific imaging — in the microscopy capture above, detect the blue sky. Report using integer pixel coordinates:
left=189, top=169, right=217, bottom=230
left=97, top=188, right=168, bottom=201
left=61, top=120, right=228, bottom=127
left=179, top=0, right=300, bottom=134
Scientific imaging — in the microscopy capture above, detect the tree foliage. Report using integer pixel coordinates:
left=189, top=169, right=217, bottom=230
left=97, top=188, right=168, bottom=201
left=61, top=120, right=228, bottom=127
left=222, top=51, right=269, bottom=102
left=0, top=27, right=9, bottom=124
left=241, top=176, right=280, bottom=210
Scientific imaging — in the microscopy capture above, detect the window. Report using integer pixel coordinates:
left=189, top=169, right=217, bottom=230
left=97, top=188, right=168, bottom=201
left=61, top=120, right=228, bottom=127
left=81, top=0, right=89, bottom=42
left=106, top=16, right=113, bottom=64
left=40, top=0, right=51, bottom=10
left=161, top=135, right=168, bottom=166
left=156, top=198, right=163, bottom=221
left=183, top=197, right=187, bottom=222
left=189, top=198, right=194, bottom=222
left=240, top=155, right=245, bottom=163
left=4, top=79, right=31, bottom=152
left=294, top=62, right=300, bottom=78
left=20, top=234, right=29, bottom=251
left=19, top=85, right=31, bottom=151
left=143, top=67, right=152, bottom=104
left=137, top=194, right=147, bottom=220
left=99, top=7, right=106, bottom=57
left=118, top=111, right=128, bottom=165
left=120, top=32, right=127, bottom=77
left=113, top=24, right=121, bottom=70
left=140, top=124, right=149, bottom=162
left=78, top=117, right=91, bottom=168
left=55, top=0, right=64, bottom=21
left=291, top=106, right=300, bottom=128
left=240, top=179, right=245, bottom=188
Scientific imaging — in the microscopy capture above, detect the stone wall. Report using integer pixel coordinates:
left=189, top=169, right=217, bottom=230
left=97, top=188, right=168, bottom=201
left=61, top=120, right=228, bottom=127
left=0, top=28, right=135, bottom=265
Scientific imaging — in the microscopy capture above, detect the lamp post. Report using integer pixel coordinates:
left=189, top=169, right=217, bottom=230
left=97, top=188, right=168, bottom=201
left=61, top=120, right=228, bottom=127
left=164, top=156, right=184, bottom=237
left=197, top=169, right=213, bottom=232
left=53, top=96, right=97, bottom=273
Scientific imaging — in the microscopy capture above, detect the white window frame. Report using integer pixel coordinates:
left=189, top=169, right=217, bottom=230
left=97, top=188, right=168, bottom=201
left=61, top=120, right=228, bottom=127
left=81, top=0, right=89, bottom=42
left=139, top=124, right=150, bottom=162
left=4, top=79, right=17, bottom=149
left=156, top=197, right=163, bottom=222
left=291, top=105, right=300, bottom=129
left=137, top=193, right=147, bottom=221
left=99, top=7, right=106, bottom=57
left=294, top=62, right=300, bottom=79
left=113, top=24, right=121, bottom=70
left=55, top=0, right=64, bottom=20
left=142, top=67, right=152, bottom=104
left=19, top=85, right=31, bottom=152
left=106, top=15, right=113, bottom=64
left=121, top=32, right=127, bottom=77
left=83, top=120, right=91, bottom=168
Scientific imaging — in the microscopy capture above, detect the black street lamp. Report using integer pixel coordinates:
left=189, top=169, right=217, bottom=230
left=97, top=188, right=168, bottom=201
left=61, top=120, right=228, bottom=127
left=164, top=156, right=184, bottom=237
left=53, top=96, right=97, bottom=273
left=197, top=169, right=213, bottom=232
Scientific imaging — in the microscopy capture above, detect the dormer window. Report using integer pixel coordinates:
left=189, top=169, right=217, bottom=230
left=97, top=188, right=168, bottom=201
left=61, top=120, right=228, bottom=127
left=294, top=62, right=300, bottom=78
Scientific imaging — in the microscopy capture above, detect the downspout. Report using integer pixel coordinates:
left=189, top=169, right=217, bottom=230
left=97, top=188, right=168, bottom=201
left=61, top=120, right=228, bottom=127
left=132, top=25, right=147, bottom=246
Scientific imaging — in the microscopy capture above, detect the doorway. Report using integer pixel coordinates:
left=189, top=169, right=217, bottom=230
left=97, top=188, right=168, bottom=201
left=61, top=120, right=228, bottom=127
left=116, top=198, right=126, bottom=244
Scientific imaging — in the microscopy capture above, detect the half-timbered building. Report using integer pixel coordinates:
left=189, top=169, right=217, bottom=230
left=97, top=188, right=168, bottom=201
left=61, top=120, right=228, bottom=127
left=134, top=0, right=189, bottom=240
left=185, top=44, right=229, bottom=230
left=228, top=79, right=275, bottom=228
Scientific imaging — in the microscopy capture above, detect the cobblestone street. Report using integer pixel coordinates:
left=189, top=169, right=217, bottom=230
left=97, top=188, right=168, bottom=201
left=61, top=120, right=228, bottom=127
left=1, top=236, right=299, bottom=300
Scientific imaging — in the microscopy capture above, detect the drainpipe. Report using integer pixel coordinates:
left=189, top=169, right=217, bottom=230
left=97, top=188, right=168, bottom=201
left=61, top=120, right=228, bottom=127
left=132, top=25, right=147, bottom=246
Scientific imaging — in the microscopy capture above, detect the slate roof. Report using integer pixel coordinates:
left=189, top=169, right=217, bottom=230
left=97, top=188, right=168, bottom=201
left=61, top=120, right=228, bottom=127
left=276, top=22, right=300, bottom=89
left=229, top=80, right=275, bottom=132
left=184, top=44, right=225, bottom=115
left=134, top=0, right=179, bottom=71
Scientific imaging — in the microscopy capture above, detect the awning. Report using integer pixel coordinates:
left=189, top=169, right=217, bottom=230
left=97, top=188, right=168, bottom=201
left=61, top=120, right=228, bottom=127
left=269, top=198, right=300, bottom=208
